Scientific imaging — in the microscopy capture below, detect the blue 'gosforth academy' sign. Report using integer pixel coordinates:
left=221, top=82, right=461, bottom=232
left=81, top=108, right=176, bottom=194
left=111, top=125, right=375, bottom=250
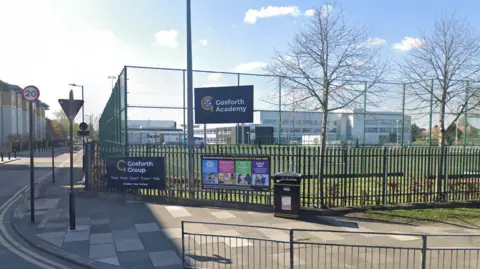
left=195, top=85, right=254, bottom=124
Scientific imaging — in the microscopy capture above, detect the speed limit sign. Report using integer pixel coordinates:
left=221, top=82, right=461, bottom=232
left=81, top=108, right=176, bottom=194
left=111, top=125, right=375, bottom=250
left=22, top=85, right=40, bottom=102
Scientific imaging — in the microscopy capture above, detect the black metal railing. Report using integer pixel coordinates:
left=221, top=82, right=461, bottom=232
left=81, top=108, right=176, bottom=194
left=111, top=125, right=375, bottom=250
left=91, top=144, right=480, bottom=208
left=181, top=221, right=480, bottom=269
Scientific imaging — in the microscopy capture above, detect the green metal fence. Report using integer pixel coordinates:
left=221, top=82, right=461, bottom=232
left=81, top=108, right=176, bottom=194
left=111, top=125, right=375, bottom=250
left=99, top=66, right=480, bottom=147
left=92, top=144, right=480, bottom=208
left=99, top=67, right=127, bottom=152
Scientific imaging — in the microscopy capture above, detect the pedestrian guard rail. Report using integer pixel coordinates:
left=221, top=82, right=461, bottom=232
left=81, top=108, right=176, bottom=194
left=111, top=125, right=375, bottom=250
left=181, top=221, right=480, bottom=269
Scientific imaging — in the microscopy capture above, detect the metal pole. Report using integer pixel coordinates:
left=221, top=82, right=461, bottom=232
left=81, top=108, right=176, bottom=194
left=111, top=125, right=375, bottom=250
left=52, top=147, right=55, bottom=183
left=237, top=73, right=244, bottom=145
left=186, top=0, right=195, bottom=197
left=124, top=67, right=129, bottom=156
left=464, top=81, right=469, bottom=146
left=68, top=90, right=76, bottom=230
left=29, top=102, right=35, bottom=223
left=203, top=124, right=207, bottom=144
left=183, top=70, right=186, bottom=140
left=428, top=79, right=433, bottom=147
left=81, top=86, right=85, bottom=148
left=401, top=84, right=406, bottom=147
left=278, top=77, right=282, bottom=145
left=363, top=81, right=367, bottom=145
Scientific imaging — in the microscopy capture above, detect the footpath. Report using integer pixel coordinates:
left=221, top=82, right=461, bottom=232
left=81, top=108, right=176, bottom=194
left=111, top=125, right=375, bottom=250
left=11, top=169, right=480, bottom=268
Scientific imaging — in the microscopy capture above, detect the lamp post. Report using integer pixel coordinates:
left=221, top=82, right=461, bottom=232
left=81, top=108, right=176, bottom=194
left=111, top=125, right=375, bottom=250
left=69, top=84, right=84, bottom=124
left=108, top=76, right=116, bottom=90
left=69, top=83, right=85, bottom=173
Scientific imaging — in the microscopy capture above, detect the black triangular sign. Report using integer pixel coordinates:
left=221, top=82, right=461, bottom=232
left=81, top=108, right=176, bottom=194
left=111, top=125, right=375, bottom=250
left=58, top=99, right=84, bottom=120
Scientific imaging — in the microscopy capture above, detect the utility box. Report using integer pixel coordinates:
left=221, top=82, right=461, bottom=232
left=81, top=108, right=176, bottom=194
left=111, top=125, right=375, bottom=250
left=273, top=172, right=302, bottom=218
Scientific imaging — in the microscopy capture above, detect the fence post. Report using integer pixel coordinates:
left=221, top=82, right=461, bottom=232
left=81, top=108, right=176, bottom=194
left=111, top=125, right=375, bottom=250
left=181, top=221, right=185, bottom=268
left=382, top=147, right=388, bottom=205
left=444, top=147, right=449, bottom=202
left=289, top=229, right=294, bottom=269
left=421, top=234, right=427, bottom=269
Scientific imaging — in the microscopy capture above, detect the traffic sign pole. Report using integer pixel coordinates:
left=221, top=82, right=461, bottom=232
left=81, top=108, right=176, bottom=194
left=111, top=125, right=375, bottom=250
left=22, top=85, right=40, bottom=224
left=29, top=101, right=34, bottom=223
left=68, top=90, right=76, bottom=230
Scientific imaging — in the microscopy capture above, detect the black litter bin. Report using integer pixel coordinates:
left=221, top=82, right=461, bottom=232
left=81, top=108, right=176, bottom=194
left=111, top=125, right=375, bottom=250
left=273, top=172, right=302, bottom=218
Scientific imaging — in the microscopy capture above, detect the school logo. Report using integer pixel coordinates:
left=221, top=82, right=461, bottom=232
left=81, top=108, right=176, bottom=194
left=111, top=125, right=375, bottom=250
left=117, top=160, right=126, bottom=172
left=201, top=96, right=214, bottom=112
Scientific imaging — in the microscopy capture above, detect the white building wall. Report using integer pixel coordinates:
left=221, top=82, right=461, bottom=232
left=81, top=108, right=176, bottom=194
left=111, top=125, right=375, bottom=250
left=351, top=109, right=411, bottom=145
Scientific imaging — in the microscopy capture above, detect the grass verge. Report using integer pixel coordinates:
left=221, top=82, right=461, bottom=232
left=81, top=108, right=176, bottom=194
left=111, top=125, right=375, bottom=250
left=359, top=207, right=480, bottom=227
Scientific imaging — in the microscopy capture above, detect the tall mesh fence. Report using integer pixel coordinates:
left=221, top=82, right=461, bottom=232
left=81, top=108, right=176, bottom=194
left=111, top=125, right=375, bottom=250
left=98, top=66, right=480, bottom=148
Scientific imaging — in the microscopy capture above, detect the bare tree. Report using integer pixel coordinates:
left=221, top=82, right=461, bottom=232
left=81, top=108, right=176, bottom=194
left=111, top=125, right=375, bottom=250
left=266, top=2, right=386, bottom=207
left=400, top=13, right=480, bottom=199
left=87, top=114, right=100, bottom=138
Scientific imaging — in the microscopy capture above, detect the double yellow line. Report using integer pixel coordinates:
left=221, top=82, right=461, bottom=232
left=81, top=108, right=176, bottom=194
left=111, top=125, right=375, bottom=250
left=0, top=151, right=83, bottom=269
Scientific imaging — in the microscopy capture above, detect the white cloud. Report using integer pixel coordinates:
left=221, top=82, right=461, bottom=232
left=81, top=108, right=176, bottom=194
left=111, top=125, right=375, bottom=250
left=304, top=9, right=316, bottom=17
left=154, top=29, right=178, bottom=48
left=234, top=62, right=267, bottom=73
left=200, top=39, right=208, bottom=46
left=365, top=37, right=387, bottom=47
left=207, top=73, right=222, bottom=81
left=244, top=5, right=300, bottom=24
left=320, top=4, right=333, bottom=18
left=392, top=37, right=425, bottom=51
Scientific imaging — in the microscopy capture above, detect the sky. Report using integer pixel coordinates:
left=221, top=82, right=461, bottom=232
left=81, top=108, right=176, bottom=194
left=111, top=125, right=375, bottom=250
left=0, top=0, right=479, bottom=127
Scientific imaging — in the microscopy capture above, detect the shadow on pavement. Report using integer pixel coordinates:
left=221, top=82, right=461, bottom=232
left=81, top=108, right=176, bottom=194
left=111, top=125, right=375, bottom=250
left=185, top=254, right=232, bottom=265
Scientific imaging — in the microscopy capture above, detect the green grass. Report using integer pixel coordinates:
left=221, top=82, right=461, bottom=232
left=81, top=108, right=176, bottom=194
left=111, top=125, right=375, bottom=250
left=361, top=207, right=480, bottom=226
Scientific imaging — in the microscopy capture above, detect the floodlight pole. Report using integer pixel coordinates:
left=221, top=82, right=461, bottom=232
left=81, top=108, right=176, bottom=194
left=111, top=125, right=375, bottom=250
left=186, top=0, right=195, bottom=197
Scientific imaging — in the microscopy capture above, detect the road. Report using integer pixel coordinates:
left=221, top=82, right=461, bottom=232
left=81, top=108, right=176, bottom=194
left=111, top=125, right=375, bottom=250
left=0, top=148, right=86, bottom=269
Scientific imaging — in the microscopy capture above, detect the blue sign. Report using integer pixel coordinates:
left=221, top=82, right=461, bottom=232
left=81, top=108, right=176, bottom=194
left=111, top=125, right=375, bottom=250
left=106, top=157, right=166, bottom=190
left=195, top=85, right=254, bottom=124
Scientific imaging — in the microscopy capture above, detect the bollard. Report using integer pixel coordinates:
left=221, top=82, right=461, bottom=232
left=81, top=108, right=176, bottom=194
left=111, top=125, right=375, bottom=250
left=52, top=147, right=55, bottom=183
left=1, top=152, right=3, bottom=162
left=8, top=152, right=10, bottom=160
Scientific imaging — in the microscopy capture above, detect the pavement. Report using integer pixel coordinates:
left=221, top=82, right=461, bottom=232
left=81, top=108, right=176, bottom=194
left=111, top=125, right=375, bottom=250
left=11, top=159, right=480, bottom=269
left=0, top=157, right=21, bottom=165
left=0, top=147, right=87, bottom=269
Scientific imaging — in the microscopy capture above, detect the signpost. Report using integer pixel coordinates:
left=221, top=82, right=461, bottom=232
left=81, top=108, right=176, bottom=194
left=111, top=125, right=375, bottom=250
left=106, top=157, right=166, bottom=190
left=201, top=155, right=270, bottom=190
left=22, top=85, right=40, bottom=223
left=194, top=85, right=254, bottom=124
left=77, top=122, right=90, bottom=137
left=58, top=90, right=84, bottom=230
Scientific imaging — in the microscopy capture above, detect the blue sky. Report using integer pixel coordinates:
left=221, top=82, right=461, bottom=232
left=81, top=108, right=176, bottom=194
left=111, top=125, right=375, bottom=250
left=0, top=0, right=478, bottom=126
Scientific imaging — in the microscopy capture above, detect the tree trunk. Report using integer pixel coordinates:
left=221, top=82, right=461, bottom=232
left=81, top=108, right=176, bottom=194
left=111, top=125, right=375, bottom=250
left=436, top=101, right=446, bottom=201
left=318, top=85, right=329, bottom=208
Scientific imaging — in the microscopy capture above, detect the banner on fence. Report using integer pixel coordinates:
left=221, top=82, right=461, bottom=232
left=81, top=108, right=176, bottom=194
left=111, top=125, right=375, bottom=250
left=194, top=85, right=254, bottom=124
left=106, top=157, right=166, bottom=190
left=201, top=155, right=270, bottom=190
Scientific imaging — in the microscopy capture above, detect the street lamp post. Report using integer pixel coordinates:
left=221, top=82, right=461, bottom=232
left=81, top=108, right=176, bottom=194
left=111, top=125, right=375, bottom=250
left=69, top=83, right=85, bottom=175
left=108, top=76, right=116, bottom=90
left=69, top=83, right=85, bottom=137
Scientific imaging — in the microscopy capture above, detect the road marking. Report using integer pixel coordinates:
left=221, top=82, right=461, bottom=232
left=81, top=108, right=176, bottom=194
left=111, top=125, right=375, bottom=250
left=0, top=151, right=83, bottom=269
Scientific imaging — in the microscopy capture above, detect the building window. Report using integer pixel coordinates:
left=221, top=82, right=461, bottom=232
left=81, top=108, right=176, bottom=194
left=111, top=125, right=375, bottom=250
left=365, top=120, right=378, bottom=125
left=366, top=127, right=378, bottom=133
left=379, top=127, right=390, bottom=133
